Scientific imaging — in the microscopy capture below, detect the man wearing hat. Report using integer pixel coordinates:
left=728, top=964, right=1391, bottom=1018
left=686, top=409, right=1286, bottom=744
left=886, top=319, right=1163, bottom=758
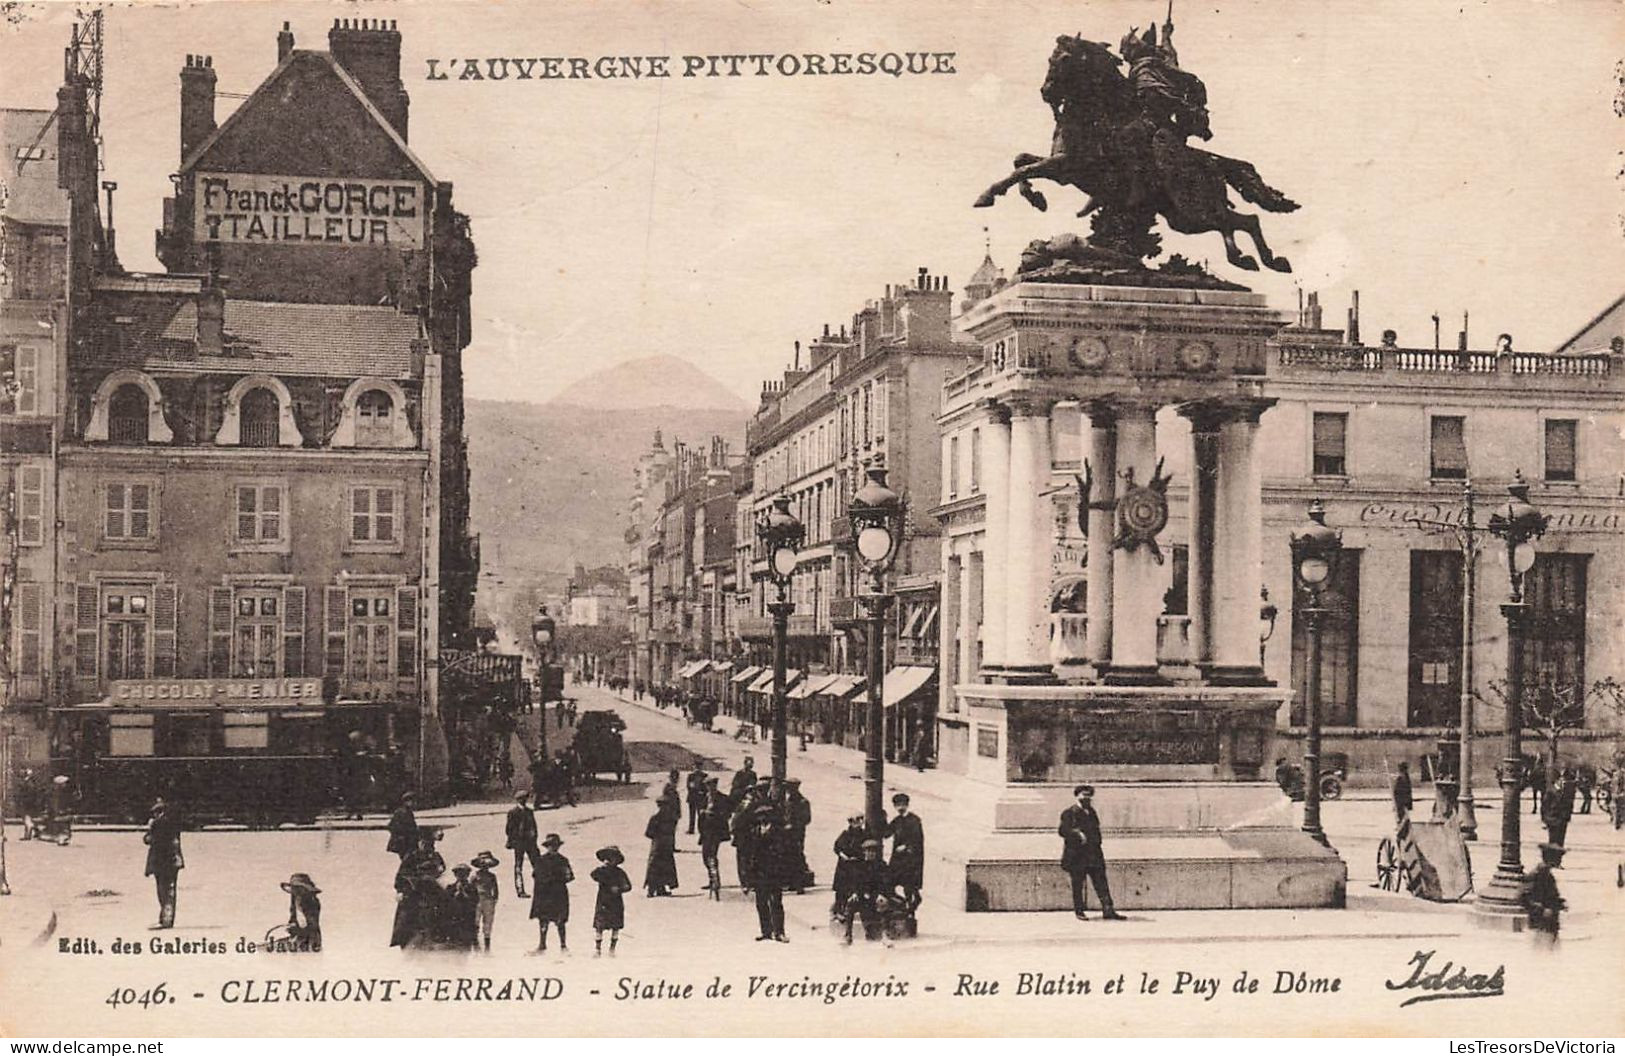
left=1059, top=785, right=1124, bottom=920
left=506, top=791, right=540, bottom=898
left=530, top=833, right=574, bottom=952
left=471, top=851, right=502, bottom=952
left=143, top=798, right=184, bottom=929
left=751, top=801, right=791, bottom=942
left=387, top=792, right=419, bottom=860
left=281, top=873, right=322, bottom=952
left=729, top=756, right=758, bottom=803
left=785, top=779, right=814, bottom=892
left=831, top=814, right=867, bottom=916
left=685, top=767, right=709, bottom=835
left=1521, top=843, right=1567, bottom=944
left=697, top=779, right=731, bottom=899
left=885, top=793, right=924, bottom=912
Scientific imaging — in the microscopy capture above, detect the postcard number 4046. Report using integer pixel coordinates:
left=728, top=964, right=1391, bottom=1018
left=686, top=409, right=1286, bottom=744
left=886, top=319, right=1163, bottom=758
left=106, top=984, right=174, bottom=1009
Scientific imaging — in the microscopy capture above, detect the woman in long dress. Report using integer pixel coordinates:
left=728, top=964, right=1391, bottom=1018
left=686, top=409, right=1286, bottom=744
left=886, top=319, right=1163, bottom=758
left=642, top=794, right=680, bottom=896
left=390, top=830, right=446, bottom=949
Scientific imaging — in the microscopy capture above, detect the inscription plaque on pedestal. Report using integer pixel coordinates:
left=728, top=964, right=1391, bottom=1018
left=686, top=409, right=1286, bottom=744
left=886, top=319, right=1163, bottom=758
left=1064, top=709, right=1221, bottom=765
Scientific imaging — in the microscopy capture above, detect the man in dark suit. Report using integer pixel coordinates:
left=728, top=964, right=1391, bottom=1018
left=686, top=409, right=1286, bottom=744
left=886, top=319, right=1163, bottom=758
left=1058, top=784, right=1123, bottom=921
left=386, top=792, right=418, bottom=860
left=885, top=793, right=924, bottom=912
left=506, top=790, right=540, bottom=898
left=143, top=798, right=184, bottom=929
left=1391, top=761, right=1413, bottom=822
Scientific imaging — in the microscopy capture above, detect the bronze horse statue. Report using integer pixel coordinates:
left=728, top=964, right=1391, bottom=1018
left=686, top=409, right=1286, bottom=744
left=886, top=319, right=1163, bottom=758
left=975, top=35, right=1297, bottom=273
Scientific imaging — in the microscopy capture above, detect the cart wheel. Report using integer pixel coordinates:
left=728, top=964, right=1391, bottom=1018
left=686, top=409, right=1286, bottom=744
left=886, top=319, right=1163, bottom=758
left=1376, top=837, right=1400, bottom=891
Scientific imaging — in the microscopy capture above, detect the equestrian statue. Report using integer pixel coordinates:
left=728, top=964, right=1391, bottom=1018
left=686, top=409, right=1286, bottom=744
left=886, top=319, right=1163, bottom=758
left=975, top=7, right=1298, bottom=279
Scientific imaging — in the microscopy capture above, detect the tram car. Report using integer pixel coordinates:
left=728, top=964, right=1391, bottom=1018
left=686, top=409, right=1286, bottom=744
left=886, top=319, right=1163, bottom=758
left=49, top=680, right=393, bottom=826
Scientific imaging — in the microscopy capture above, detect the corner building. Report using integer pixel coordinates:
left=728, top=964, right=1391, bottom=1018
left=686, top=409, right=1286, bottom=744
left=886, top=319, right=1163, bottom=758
left=51, top=20, right=477, bottom=800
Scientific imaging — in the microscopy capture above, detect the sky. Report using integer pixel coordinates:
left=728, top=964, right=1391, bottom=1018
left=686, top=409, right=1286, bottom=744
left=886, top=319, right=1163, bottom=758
left=3, top=0, right=1622, bottom=405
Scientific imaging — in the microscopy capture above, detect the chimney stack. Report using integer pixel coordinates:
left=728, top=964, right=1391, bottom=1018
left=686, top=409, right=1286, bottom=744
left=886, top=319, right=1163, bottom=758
left=278, top=22, right=295, bottom=62
left=1346, top=290, right=1361, bottom=346
left=329, top=18, right=409, bottom=139
left=197, top=257, right=225, bottom=356
left=179, top=54, right=217, bottom=162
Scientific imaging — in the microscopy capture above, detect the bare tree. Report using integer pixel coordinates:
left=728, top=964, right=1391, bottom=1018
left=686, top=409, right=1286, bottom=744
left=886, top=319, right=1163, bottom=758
left=1473, top=676, right=1625, bottom=774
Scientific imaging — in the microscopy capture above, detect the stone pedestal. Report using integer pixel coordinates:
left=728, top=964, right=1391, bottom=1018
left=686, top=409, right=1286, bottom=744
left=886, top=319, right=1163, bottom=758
left=945, top=281, right=1345, bottom=911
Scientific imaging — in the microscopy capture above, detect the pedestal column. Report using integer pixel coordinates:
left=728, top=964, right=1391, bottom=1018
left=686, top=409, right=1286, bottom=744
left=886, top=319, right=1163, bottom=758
left=1004, top=397, right=1054, bottom=678
left=1210, top=399, right=1274, bottom=683
left=1179, top=403, right=1224, bottom=667
left=1108, top=401, right=1161, bottom=682
left=1083, top=403, right=1116, bottom=671
left=978, top=401, right=1012, bottom=677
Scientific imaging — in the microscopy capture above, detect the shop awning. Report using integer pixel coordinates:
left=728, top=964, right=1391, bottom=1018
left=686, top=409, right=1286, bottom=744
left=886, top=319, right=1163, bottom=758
left=730, top=665, right=764, bottom=685
left=748, top=668, right=801, bottom=694
left=711, top=661, right=734, bottom=676
left=881, top=665, right=936, bottom=708
left=678, top=659, right=710, bottom=678
left=788, top=673, right=840, bottom=700
left=815, top=674, right=867, bottom=698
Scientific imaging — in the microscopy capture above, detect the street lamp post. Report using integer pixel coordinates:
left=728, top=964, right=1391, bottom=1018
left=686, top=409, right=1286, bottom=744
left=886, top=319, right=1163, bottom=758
left=1290, top=500, right=1342, bottom=848
left=1476, top=472, right=1549, bottom=925
left=532, top=605, right=556, bottom=759
left=757, top=495, right=804, bottom=783
left=849, top=460, right=903, bottom=836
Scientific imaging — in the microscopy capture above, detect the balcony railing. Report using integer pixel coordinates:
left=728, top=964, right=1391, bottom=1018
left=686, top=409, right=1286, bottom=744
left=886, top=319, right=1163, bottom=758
left=1276, top=344, right=1613, bottom=378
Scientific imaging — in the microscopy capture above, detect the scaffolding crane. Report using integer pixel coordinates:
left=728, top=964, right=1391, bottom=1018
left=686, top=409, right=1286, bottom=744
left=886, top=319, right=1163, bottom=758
left=16, top=8, right=103, bottom=174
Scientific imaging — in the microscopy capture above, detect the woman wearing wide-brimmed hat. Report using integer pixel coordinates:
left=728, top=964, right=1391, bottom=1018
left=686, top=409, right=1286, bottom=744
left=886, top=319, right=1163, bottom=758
left=590, top=846, right=633, bottom=956
left=280, top=873, right=323, bottom=951
left=391, top=828, right=446, bottom=949
left=530, top=833, right=574, bottom=952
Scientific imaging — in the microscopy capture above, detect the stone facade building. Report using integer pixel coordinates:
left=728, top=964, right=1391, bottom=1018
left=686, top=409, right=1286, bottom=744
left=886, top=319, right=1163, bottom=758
left=13, top=19, right=478, bottom=797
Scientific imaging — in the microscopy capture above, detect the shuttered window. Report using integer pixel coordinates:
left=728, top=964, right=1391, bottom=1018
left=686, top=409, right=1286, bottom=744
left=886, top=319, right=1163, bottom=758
left=105, top=482, right=154, bottom=540
left=17, top=465, right=44, bottom=545
left=17, top=582, right=42, bottom=677
left=1543, top=419, right=1577, bottom=482
left=1312, top=412, right=1348, bottom=476
left=350, top=486, right=398, bottom=543
left=235, top=483, right=285, bottom=542
left=1429, top=416, right=1467, bottom=479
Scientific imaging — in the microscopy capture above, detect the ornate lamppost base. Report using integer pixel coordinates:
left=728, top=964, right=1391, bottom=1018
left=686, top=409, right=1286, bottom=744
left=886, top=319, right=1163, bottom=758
left=1472, top=873, right=1527, bottom=931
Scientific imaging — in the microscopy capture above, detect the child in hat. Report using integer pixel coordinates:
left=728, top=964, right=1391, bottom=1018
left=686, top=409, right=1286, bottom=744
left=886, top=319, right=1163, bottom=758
left=280, top=873, right=322, bottom=952
left=530, top=833, right=574, bottom=952
left=591, top=846, right=633, bottom=956
left=445, top=864, right=480, bottom=951
left=470, top=851, right=501, bottom=952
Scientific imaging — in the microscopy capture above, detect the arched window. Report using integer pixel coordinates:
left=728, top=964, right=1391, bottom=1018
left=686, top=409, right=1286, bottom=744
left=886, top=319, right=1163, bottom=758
left=355, top=389, right=394, bottom=447
left=239, top=388, right=280, bottom=448
left=108, top=385, right=150, bottom=444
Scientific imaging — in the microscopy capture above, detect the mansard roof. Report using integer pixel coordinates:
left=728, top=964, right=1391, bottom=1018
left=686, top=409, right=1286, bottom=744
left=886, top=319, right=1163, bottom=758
left=83, top=292, right=424, bottom=379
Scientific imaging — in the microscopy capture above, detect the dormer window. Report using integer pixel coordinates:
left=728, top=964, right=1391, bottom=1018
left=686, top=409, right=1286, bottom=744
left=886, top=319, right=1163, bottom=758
left=240, top=387, right=280, bottom=448
left=108, top=385, right=151, bottom=444
left=356, top=389, right=394, bottom=447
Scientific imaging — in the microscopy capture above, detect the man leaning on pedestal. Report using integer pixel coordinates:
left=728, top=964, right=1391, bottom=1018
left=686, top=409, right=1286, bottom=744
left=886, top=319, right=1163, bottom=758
left=1058, top=784, right=1123, bottom=921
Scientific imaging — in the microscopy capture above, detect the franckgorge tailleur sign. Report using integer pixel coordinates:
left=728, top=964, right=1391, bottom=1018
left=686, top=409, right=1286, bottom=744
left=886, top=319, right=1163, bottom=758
left=195, top=172, right=424, bottom=248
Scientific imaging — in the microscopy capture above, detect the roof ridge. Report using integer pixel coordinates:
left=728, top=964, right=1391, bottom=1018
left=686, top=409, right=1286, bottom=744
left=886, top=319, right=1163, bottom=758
left=178, top=49, right=437, bottom=185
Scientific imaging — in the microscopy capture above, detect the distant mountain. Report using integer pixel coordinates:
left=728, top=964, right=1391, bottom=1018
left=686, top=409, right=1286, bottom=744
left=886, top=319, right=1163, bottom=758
left=466, top=356, right=748, bottom=610
left=549, top=354, right=749, bottom=412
